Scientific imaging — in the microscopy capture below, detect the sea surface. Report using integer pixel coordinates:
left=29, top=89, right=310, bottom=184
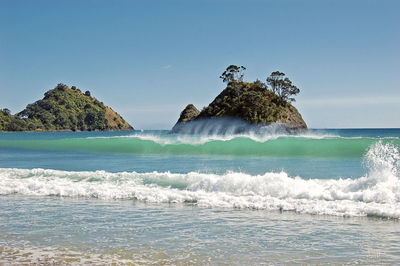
left=1, top=127, right=400, bottom=264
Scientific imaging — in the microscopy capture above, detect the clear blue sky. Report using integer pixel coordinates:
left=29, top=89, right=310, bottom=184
left=1, top=0, right=399, bottom=129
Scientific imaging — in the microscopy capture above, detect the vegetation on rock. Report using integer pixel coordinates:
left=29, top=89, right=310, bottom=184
left=173, top=65, right=307, bottom=131
left=0, top=84, right=133, bottom=131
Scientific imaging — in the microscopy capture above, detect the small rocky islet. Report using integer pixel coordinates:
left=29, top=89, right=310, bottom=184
left=172, top=65, right=307, bottom=134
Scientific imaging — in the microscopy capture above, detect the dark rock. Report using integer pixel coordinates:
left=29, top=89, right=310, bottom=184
left=177, top=104, right=200, bottom=123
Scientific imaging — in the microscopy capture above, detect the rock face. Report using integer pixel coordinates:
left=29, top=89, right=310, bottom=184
left=176, top=104, right=200, bottom=123
left=0, top=84, right=133, bottom=131
left=274, top=104, right=307, bottom=132
left=172, top=81, right=307, bottom=134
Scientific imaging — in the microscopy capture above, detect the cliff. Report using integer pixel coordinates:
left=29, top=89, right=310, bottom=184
left=0, top=84, right=133, bottom=131
left=172, top=80, right=307, bottom=133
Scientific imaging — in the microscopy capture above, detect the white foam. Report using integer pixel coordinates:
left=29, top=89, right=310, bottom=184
left=1, top=142, right=399, bottom=218
left=86, top=132, right=341, bottom=146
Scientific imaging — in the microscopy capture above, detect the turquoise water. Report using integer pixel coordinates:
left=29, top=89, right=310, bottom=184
left=1, top=128, right=400, bottom=264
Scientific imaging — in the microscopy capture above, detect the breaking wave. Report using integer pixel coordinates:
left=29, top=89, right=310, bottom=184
left=1, top=132, right=398, bottom=158
left=1, top=142, right=399, bottom=218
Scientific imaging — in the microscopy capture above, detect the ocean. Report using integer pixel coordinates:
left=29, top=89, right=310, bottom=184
left=1, top=128, right=399, bottom=264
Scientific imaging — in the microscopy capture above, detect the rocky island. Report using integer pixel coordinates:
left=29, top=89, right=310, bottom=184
left=0, top=84, right=133, bottom=131
left=172, top=65, right=307, bottom=134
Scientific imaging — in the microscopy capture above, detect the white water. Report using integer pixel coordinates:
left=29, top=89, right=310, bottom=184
left=86, top=119, right=339, bottom=145
left=86, top=128, right=398, bottom=146
left=86, top=131, right=341, bottom=145
left=1, top=142, right=399, bottom=218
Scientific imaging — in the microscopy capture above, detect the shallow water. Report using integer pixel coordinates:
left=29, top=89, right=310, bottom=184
left=2, top=195, right=400, bottom=265
left=1, top=128, right=400, bottom=264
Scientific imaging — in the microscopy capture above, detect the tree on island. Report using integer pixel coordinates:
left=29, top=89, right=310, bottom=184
left=220, top=65, right=246, bottom=84
left=266, top=71, right=300, bottom=102
left=219, top=65, right=300, bottom=103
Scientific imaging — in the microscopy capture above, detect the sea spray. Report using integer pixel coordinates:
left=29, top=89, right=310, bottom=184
left=364, top=141, right=400, bottom=180
left=1, top=142, right=399, bottom=218
left=171, top=117, right=292, bottom=135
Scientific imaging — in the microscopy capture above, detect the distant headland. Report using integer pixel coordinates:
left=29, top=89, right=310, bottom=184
left=172, top=65, right=307, bottom=133
left=0, top=84, right=133, bottom=132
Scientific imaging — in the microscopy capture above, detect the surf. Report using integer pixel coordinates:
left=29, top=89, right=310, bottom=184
left=1, top=141, right=399, bottom=218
